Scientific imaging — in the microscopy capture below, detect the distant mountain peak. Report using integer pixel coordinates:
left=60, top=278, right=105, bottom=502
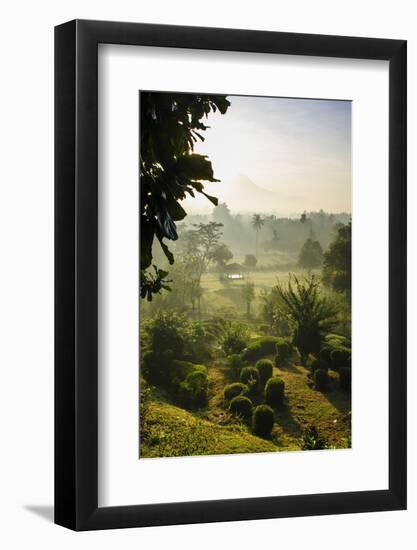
left=214, top=173, right=282, bottom=213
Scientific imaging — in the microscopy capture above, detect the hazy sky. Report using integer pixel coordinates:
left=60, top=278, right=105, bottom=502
left=182, top=94, right=351, bottom=215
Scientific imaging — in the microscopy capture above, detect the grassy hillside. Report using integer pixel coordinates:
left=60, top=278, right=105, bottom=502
left=140, top=356, right=351, bottom=458
left=140, top=401, right=277, bottom=458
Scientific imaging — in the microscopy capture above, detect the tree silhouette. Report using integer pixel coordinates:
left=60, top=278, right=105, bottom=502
left=140, top=92, right=230, bottom=300
left=251, top=214, right=265, bottom=259
left=322, top=222, right=351, bottom=295
left=178, top=221, right=223, bottom=318
left=298, top=238, right=324, bottom=269
left=241, top=280, right=256, bottom=318
left=275, top=274, right=336, bottom=364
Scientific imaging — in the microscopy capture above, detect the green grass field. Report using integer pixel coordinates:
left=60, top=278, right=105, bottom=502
left=200, top=268, right=320, bottom=318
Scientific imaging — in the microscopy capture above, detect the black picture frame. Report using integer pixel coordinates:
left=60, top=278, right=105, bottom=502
left=55, top=19, right=407, bottom=531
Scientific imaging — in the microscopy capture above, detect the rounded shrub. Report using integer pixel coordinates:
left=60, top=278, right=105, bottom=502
left=142, top=350, right=164, bottom=383
left=229, top=396, right=253, bottom=421
left=241, top=336, right=279, bottom=362
left=319, top=346, right=332, bottom=365
left=225, top=354, right=245, bottom=376
left=265, top=377, right=285, bottom=409
left=310, top=356, right=328, bottom=375
left=339, top=367, right=352, bottom=391
left=276, top=339, right=291, bottom=362
left=252, top=404, right=274, bottom=438
left=314, top=368, right=330, bottom=392
left=330, top=348, right=351, bottom=371
left=179, top=370, right=208, bottom=408
left=240, top=366, right=259, bottom=391
left=255, top=359, right=273, bottom=386
left=223, top=382, right=249, bottom=402
left=274, top=353, right=280, bottom=368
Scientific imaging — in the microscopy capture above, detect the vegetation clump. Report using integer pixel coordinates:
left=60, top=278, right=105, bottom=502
left=330, top=348, right=351, bottom=371
left=241, top=336, right=279, bottom=362
left=298, top=237, right=323, bottom=269
left=300, top=426, right=329, bottom=450
left=252, top=405, right=275, bottom=438
left=275, top=339, right=291, bottom=363
left=322, top=222, right=351, bottom=295
left=229, top=396, right=253, bottom=421
left=313, top=368, right=330, bottom=392
left=309, top=356, right=329, bottom=375
left=339, top=367, right=352, bottom=391
left=223, top=382, right=249, bottom=402
left=179, top=370, right=208, bottom=408
left=225, top=354, right=246, bottom=376
left=265, top=377, right=285, bottom=409
left=240, top=366, right=260, bottom=391
left=275, top=274, right=336, bottom=364
left=255, top=359, right=273, bottom=386
left=220, top=322, right=249, bottom=355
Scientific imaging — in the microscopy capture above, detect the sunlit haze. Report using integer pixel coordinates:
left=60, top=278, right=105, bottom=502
left=181, top=94, right=351, bottom=215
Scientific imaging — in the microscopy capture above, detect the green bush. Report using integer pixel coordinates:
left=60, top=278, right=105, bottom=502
left=339, top=367, right=352, bottom=391
left=142, top=350, right=168, bottom=383
left=300, top=426, right=328, bottom=450
left=240, top=366, right=260, bottom=391
left=225, top=354, right=246, bottom=376
left=330, top=348, right=351, bottom=371
left=252, top=405, right=274, bottom=438
left=139, top=380, right=151, bottom=443
left=274, top=353, right=280, bottom=368
left=169, top=360, right=199, bottom=387
left=319, top=346, right=332, bottom=365
left=265, top=377, right=285, bottom=408
left=223, top=382, right=249, bottom=402
left=220, top=322, right=249, bottom=355
left=276, top=339, right=291, bottom=362
left=241, top=336, right=279, bottom=362
left=256, top=359, right=273, bottom=386
left=179, top=370, right=208, bottom=409
left=143, top=311, right=185, bottom=357
left=182, top=321, right=213, bottom=362
left=229, top=396, right=253, bottom=421
left=309, top=356, right=329, bottom=374
left=314, top=368, right=330, bottom=392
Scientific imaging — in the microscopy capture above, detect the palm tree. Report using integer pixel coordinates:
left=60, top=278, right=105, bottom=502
left=275, top=274, right=336, bottom=364
left=251, top=214, right=264, bottom=259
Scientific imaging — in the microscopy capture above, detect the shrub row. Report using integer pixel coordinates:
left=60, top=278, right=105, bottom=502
left=228, top=396, right=275, bottom=438
left=265, top=377, right=285, bottom=408
left=142, top=351, right=208, bottom=409
left=241, top=336, right=280, bottom=362
left=240, top=366, right=259, bottom=390
left=223, top=382, right=249, bottom=402
left=255, top=359, right=273, bottom=386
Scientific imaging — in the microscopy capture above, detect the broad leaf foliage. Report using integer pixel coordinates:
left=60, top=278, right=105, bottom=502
left=140, top=92, right=230, bottom=299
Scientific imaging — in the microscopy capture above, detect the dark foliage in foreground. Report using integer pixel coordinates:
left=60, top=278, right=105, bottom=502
left=140, top=92, right=230, bottom=299
left=229, top=395, right=253, bottom=421
left=255, top=359, right=274, bottom=386
left=241, top=336, right=280, bottom=362
left=275, top=274, right=336, bottom=364
left=224, top=382, right=249, bottom=402
left=300, top=425, right=329, bottom=450
left=252, top=405, right=275, bottom=438
left=240, top=366, right=260, bottom=391
left=339, top=367, right=352, bottom=391
left=313, top=368, right=330, bottom=392
left=265, top=377, right=285, bottom=409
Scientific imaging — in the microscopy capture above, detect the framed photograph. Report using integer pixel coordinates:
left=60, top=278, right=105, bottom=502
left=55, top=20, right=406, bottom=530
